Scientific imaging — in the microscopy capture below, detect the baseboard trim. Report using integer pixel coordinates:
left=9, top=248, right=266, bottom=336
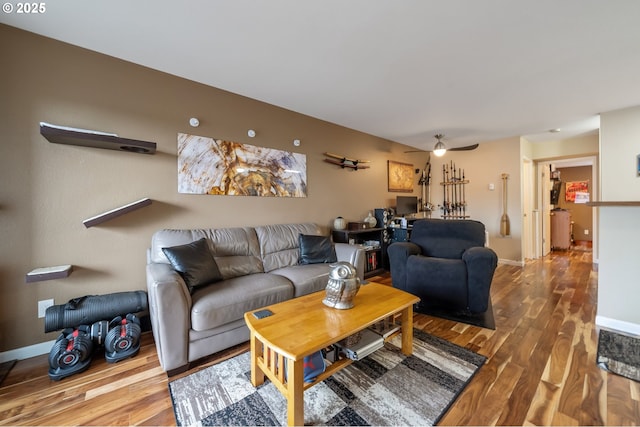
left=498, top=258, right=525, bottom=267
left=596, top=315, right=640, bottom=337
left=0, top=339, right=56, bottom=363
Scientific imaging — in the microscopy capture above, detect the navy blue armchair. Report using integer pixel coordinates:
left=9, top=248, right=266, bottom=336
left=388, top=219, right=497, bottom=314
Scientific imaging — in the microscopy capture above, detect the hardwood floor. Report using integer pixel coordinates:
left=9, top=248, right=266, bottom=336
left=1, top=249, right=639, bottom=425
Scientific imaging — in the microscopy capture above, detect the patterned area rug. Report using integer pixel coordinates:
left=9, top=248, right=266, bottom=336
left=416, top=299, right=496, bottom=330
left=0, top=360, right=16, bottom=386
left=168, top=329, right=486, bottom=426
left=597, top=329, right=640, bottom=382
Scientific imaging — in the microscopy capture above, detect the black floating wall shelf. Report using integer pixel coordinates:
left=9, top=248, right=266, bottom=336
left=26, top=264, right=73, bottom=283
left=40, top=122, right=156, bottom=154
left=83, top=198, right=152, bottom=228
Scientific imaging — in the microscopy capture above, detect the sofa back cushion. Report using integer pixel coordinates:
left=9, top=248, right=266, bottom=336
left=150, top=228, right=263, bottom=279
left=254, top=223, right=322, bottom=272
left=410, top=219, right=486, bottom=259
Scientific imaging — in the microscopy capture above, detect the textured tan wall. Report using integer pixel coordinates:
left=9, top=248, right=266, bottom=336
left=428, top=137, right=523, bottom=262
left=0, top=24, right=532, bottom=352
left=0, top=25, right=432, bottom=351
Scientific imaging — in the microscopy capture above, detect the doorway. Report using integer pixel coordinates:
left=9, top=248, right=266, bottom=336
left=534, top=156, right=598, bottom=261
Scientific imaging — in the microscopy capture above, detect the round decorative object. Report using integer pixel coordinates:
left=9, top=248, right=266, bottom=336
left=322, top=262, right=361, bottom=310
left=364, top=212, right=377, bottom=228
left=333, top=216, right=347, bottom=230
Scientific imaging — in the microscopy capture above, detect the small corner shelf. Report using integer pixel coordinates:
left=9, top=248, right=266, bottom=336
left=40, top=122, right=156, bottom=154
left=83, top=198, right=152, bottom=228
left=26, top=265, right=73, bottom=283
left=586, top=201, right=640, bottom=207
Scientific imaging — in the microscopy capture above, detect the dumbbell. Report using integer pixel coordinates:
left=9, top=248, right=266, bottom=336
left=104, top=313, right=142, bottom=363
left=48, top=325, right=93, bottom=381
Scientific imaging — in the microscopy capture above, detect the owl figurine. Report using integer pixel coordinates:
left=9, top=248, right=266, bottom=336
left=322, top=262, right=360, bottom=309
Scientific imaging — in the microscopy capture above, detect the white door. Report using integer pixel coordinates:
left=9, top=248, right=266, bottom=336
left=522, top=158, right=534, bottom=259
left=542, top=164, right=552, bottom=256
left=537, top=161, right=552, bottom=257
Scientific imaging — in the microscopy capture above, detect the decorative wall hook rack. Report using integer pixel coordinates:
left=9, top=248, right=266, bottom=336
left=323, top=152, right=370, bottom=170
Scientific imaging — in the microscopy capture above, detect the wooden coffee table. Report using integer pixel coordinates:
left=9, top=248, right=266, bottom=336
left=244, top=282, right=420, bottom=426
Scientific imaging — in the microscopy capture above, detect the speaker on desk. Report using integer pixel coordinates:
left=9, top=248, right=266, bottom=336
left=374, top=208, right=392, bottom=228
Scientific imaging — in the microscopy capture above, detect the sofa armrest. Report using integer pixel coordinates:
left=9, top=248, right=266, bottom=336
left=146, top=263, right=192, bottom=372
left=462, top=246, right=498, bottom=312
left=334, top=243, right=365, bottom=281
left=387, top=242, right=422, bottom=291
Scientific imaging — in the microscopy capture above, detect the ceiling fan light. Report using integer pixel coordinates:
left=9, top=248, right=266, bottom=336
left=433, top=141, right=446, bottom=157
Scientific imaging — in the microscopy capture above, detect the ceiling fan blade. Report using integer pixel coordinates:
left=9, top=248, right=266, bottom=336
left=404, top=143, right=479, bottom=154
left=449, top=143, right=479, bottom=151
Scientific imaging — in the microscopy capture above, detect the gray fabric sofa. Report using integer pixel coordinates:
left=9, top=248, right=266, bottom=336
left=146, top=223, right=364, bottom=374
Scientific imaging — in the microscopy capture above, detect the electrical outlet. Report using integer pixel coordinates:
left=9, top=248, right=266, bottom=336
left=38, top=299, right=54, bottom=318
left=584, top=229, right=590, bottom=235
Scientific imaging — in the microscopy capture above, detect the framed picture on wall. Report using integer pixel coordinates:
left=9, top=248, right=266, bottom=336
left=388, top=160, right=414, bottom=192
left=565, top=180, right=589, bottom=202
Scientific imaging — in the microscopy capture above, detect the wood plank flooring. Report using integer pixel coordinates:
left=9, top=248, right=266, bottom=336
left=1, top=249, right=639, bottom=425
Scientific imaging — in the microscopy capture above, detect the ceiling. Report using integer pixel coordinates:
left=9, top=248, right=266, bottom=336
left=3, top=0, right=640, bottom=150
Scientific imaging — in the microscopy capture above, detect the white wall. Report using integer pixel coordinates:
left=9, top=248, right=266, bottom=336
left=597, top=105, right=640, bottom=334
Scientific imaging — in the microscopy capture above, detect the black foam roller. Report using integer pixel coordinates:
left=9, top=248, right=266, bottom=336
left=44, top=291, right=148, bottom=333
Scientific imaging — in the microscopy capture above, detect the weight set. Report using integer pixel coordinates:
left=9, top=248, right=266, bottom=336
left=47, top=314, right=141, bottom=381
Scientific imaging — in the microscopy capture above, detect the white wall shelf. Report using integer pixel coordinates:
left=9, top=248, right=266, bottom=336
left=586, top=201, right=640, bottom=207
left=26, top=265, right=73, bottom=283
left=83, top=198, right=152, bottom=228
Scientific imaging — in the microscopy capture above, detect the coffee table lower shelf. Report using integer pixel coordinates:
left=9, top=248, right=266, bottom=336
left=245, top=282, right=419, bottom=426
left=251, top=332, right=392, bottom=426
left=253, top=342, right=354, bottom=393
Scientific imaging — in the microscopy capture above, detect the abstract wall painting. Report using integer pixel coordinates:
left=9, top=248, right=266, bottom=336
left=178, top=133, right=307, bottom=197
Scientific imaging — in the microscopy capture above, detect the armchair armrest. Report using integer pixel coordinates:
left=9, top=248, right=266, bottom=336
left=387, top=242, right=422, bottom=291
left=146, top=263, right=192, bottom=372
left=334, top=243, right=365, bottom=281
left=462, top=246, right=498, bottom=312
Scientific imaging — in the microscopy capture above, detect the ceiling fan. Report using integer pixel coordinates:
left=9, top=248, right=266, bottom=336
left=405, top=134, right=479, bottom=156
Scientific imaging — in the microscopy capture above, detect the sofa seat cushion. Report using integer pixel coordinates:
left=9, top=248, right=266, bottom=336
left=406, top=255, right=467, bottom=308
left=190, top=273, right=293, bottom=331
left=271, top=264, right=330, bottom=297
